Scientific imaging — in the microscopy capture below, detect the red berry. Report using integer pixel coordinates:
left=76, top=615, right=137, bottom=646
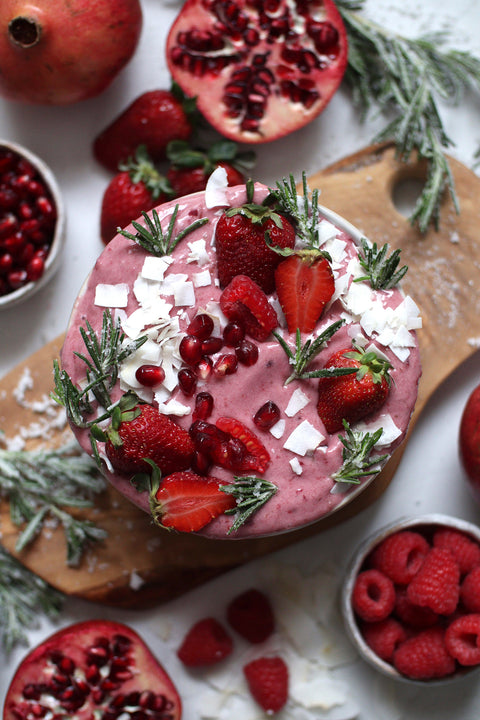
left=460, top=566, right=480, bottom=612
left=351, top=569, right=396, bottom=623
left=227, top=588, right=275, bottom=644
left=243, top=656, right=288, bottom=714
left=433, top=528, right=480, bottom=575
left=361, top=618, right=407, bottom=662
left=407, top=547, right=460, bottom=616
left=444, top=614, right=480, bottom=666
left=393, top=627, right=456, bottom=680
left=394, top=588, right=439, bottom=629
left=370, top=530, right=430, bottom=585
left=25, top=255, right=45, bottom=281
left=220, top=274, right=278, bottom=342
left=135, top=364, right=165, bottom=387
left=187, top=313, right=214, bottom=339
left=177, top=617, right=233, bottom=667
left=254, top=401, right=281, bottom=430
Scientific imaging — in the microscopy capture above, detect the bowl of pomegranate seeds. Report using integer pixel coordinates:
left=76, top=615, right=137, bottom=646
left=0, top=140, right=65, bottom=308
left=342, top=513, right=480, bottom=684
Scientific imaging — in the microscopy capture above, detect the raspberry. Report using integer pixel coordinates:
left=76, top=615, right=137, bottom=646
left=460, top=566, right=480, bottom=612
left=433, top=528, right=480, bottom=576
left=351, top=569, right=396, bottom=622
left=369, top=530, right=430, bottom=585
left=243, top=656, right=289, bottom=714
left=177, top=617, right=233, bottom=666
left=445, top=614, right=480, bottom=666
left=406, top=547, right=460, bottom=615
left=394, top=587, right=439, bottom=629
left=361, top=618, right=407, bottom=662
left=227, top=588, right=275, bottom=644
left=219, top=274, right=278, bottom=341
left=393, top=627, right=456, bottom=680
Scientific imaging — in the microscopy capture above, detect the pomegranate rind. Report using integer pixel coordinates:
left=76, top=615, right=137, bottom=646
left=3, top=619, right=182, bottom=720
left=166, top=0, right=348, bottom=144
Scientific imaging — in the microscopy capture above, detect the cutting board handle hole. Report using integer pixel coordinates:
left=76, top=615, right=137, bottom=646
left=391, top=176, right=426, bottom=219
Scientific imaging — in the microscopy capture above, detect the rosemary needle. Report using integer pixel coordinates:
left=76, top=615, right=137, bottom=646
left=336, top=0, right=480, bottom=232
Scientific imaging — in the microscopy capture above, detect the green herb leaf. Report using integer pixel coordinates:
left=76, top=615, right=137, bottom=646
left=355, top=237, right=408, bottom=289
left=0, top=546, right=63, bottom=653
left=332, top=420, right=389, bottom=484
left=220, top=476, right=278, bottom=534
left=120, top=205, right=209, bottom=256
left=268, top=172, right=321, bottom=247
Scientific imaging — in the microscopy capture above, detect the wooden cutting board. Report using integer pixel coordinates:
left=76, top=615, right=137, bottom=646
left=1, top=142, right=479, bottom=608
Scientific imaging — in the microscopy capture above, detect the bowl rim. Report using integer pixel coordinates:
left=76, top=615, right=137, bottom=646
left=341, top=512, right=480, bottom=685
left=0, top=138, right=66, bottom=309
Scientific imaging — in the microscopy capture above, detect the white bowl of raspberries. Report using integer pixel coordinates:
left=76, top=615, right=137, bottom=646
left=342, top=514, right=480, bottom=683
left=0, top=139, right=65, bottom=309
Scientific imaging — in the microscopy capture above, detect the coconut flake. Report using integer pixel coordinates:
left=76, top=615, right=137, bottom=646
left=355, top=414, right=401, bottom=446
left=94, top=283, right=129, bottom=308
left=141, top=255, right=173, bottom=281
left=187, top=238, right=210, bottom=266
left=205, top=166, right=229, bottom=208
left=270, top=418, right=286, bottom=439
left=285, top=388, right=310, bottom=417
left=174, top=280, right=195, bottom=307
left=156, top=398, right=191, bottom=416
left=283, top=420, right=325, bottom=456
left=193, top=269, right=212, bottom=287
left=290, top=457, right=303, bottom=475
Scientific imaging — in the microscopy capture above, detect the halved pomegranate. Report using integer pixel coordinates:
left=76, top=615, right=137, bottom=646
left=166, top=0, right=348, bottom=144
left=3, top=620, right=182, bottom=720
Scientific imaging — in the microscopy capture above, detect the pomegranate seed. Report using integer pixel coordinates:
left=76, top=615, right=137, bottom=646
left=178, top=367, right=197, bottom=396
left=187, top=313, right=214, bottom=339
left=179, top=334, right=203, bottom=364
left=26, top=255, right=45, bottom=281
left=223, top=321, right=245, bottom=346
left=135, top=364, right=165, bottom=387
left=191, top=449, right=212, bottom=475
left=202, top=336, right=223, bottom=354
left=254, top=401, right=281, bottom=430
left=0, top=253, right=13, bottom=274
left=194, top=355, right=213, bottom=381
left=213, top=353, right=238, bottom=376
left=235, top=339, right=259, bottom=366
left=8, top=268, right=27, bottom=289
left=193, top=391, right=214, bottom=420
left=0, top=213, right=18, bottom=239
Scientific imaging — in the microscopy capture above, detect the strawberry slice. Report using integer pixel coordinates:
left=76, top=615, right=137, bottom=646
left=216, top=417, right=270, bottom=473
left=275, top=250, right=335, bottom=334
left=220, top=274, right=278, bottom=341
left=150, top=471, right=236, bottom=532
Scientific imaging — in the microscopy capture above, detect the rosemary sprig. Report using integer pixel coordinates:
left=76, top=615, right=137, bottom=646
left=0, top=546, right=63, bottom=653
left=336, top=0, right=480, bottom=232
left=120, top=205, right=209, bottom=256
left=0, top=441, right=107, bottom=566
left=274, top=320, right=356, bottom=385
left=332, top=420, right=388, bottom=484
left=355, top=238, right=408, bottom=289
left=220, top=476, right=278, bottom=534
left=268, top=172, right=321, bottom=247
left=52, top=310, right=147, bottom=428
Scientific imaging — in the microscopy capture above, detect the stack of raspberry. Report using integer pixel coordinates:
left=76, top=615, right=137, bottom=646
left=351, top=525, right=480, bottom=680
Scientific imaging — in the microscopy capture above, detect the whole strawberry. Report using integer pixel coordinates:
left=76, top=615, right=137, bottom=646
left=100, top=146, right=171, bottom=244
left=243, top=656, right=289, bottom=714
left=166, top=139, right=251, bottom=198
left=93, top=86, right=194, bottom=172
left=274, top=247, right=335, bottom=334
left=103, top=403, right=194, bottom=477
left=317, top=345, right=392, bottom=434
left=215, top=180, right=296, bottom=293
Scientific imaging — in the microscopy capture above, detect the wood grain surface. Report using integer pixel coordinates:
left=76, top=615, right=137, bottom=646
left=1, top=142, right=479, bottom=607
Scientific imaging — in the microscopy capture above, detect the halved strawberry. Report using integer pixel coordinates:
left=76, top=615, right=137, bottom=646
left=317, top=346, right=392, bottom=434
left=150, top=471, right=236, bottom=532
left=275, top=249, right=335, bottom=334
left=216, top=417, right=270, bottom=474
left=219, top=274, right=278, bottom=341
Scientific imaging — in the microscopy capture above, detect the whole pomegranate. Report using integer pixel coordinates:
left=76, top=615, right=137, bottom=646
left=166, top=0, right=348, bottom=144
left=459, top=383, right=480, bottom=504
left=0, top=0, right=142, bottom=104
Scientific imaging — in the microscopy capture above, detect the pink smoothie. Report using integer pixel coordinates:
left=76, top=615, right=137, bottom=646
left=61, top=181, right=421, bottom=538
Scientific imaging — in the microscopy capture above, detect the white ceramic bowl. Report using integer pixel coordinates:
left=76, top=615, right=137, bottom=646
left=342, top=513, right=480, bottom=684
left=0, top=139, right=66, bottom=309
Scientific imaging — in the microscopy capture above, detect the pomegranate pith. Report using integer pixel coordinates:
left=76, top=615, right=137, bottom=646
left=166, top=0, right=348, bottom=144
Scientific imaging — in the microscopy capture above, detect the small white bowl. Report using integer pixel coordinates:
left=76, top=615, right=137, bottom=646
left=342, top=513, right=480, bottom=684
left=0, top=139, right=66, bottom=309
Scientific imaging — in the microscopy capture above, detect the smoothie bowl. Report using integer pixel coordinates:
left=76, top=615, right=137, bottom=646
left=57, top=170, right=421, bottom=539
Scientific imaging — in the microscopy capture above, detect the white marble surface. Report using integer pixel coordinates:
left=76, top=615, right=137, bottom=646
left=1, top=0, right=480, bottom=717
